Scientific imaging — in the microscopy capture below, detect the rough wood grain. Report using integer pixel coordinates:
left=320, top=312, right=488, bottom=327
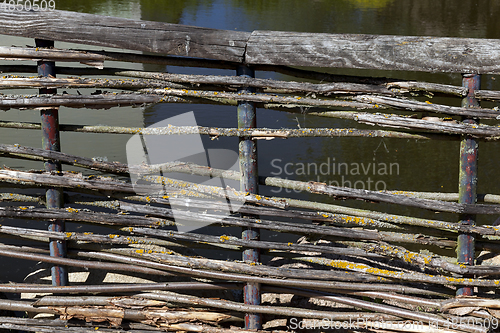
left=356, top=113, right=500, bottom=137
left=475, top=90, right=500, bottom=101
left=246, top=31, right=500, bottom=73
left=308, top=181, right=500, bottom=215
left=355, top=95, right=500, bottom=119
left=1, top=10, right=500, bottom=74
left=0, top=9, right=249, bottom=62
left=0, top=93, right=162, bottom=109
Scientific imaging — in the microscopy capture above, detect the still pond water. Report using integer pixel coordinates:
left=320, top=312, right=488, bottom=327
left=1, top=0, right=500, bottom=280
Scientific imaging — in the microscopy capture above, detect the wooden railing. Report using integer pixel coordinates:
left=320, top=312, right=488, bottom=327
left=0, top=8, right=499, bottom=333
left=2, top=9, right=500, bottom=73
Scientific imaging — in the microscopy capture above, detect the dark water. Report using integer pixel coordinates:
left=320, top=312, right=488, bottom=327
left=1, top=0, right=500, bottom=280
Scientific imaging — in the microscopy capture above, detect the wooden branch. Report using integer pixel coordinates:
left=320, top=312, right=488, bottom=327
left=116, top=197, right=403, bottom=230
left=104, top=248, right=383, bottom=283
left=386, top=81, right=467, bottom=97
left=385, top=190, right=500, bottom=205
left=0, top=242, right=443, bottom=296
left=126, top=292, right=403, bottom=322
left=0, top=119, right=436, bottom=140
left=270, top=287, right=485, bottom=333
left=441, top=298, right=500, bottom=312
left=283, top=180, right=500, bottom=215
left=0, top=322, right=274, bottom=333
left=141, top=87, right=378, bottom=108
left=295, top=256, right=500, bottom=288
left=123, top=72, right=394, bottom=96
left=0, top=201, right=456, bottom=256
left=69, top=193, right=497, bottom=240
left=355, top=95, right=500, bottom=119
left=34, top=285, right=442, bottom=313
left=0, top=46, right=105, bottom=67
left=0, top=46, right=240, bottom=72
left=0, top=224, right=193, bottom=252
left=10, top=189, right=392, bottom=234
left=0, top=75, right=189, bottom=90
left=0, top=248, right=178, bottom=278
left=123, top=226, right=385, bottom=257
left=0, top=297, right=399, bottom=328
left=0, top=206, right=169, bottom=227
left=74, top=250, right=449, bottom=296
left=0, top=64, right=470, bottom=100
left=0, top=282, right=238, bottom=295
left=0, top=143, right=131, bottom=174
left=124, top=209, right=457, bottom=249
left=356, top=113, right=500, bottom=137
left=475, top=89, right=500, bottom=101
left=0, top=169, right=286, bottom=209
left=0, top=299, right=240, bottom=330
left=3, top=143, right=498, bottom=232
left=0, top=93, right=162, bottom=109
left=282, top=197, right=500, bottom=237
left=350, top=241, right=500, bottom=276
left=2, top=167, right=500, bottom=236
left=0, top=73, right=394, bottom=96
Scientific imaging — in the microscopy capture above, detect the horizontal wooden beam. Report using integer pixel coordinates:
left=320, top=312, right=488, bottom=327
left=0, top=9, right=249, bottom=63
left=247, top=31, right=500, bottom=74
left=1, top=9, right=500, bottom=73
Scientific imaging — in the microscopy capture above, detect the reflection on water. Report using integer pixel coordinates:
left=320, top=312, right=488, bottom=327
left=347, top=0, right=394, bottom=8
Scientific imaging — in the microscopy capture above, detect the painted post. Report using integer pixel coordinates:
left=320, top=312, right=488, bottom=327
left=457, top=73, right=480, bottom=296
left=237, top=65, right=261, bottom=329
left=36, top=39, right=68, bottom=287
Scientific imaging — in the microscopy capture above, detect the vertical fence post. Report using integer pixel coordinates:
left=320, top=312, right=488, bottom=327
left=457, top=73, right=480, bottom=296
left=36, top=39, right=68, bottom=287
left=237, top=65, right=261, bottom=329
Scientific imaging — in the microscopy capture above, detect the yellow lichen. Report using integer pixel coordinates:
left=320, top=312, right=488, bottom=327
left=219, top=235, right=230, bottom=242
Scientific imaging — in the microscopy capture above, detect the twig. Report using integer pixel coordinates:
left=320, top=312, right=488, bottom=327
left=294, top=256, right=500, bottom=288
left=355, top=95, right=500, bottom=119
left=0, top=119, right=433, bottom=139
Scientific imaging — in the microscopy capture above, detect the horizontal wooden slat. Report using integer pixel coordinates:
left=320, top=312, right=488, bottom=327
left=0, top=9, right=249, bottom=63
left=246, top=31, right=500, bottom=74
left=1, top=9, right=500, bottom=73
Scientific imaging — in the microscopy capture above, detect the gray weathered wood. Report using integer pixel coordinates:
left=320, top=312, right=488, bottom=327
left=356, top=113, right=500, bottom=137
left=475, top=90, right=500, bottom=101
left=246, top=31, right=500, bottom=74
left=1, top=10, right=500, bottom=73
left=0, top=9, right=249, bottom=62
left=355, top=95, right=500, bottom=119
left=0, top=93, right=162, bottom=109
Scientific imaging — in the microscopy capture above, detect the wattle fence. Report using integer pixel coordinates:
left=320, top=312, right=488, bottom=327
left=0, top=8, right=499, bottom=333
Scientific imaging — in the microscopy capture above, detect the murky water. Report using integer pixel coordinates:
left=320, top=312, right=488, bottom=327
left=1, top=0, right=500, bottom=281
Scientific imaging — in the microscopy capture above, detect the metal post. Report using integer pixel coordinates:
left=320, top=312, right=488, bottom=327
left=237, top=65, right=261, bottom=329
left=457, top=73, right=480, bottom=296
left=36, top=39, right=68, bottom=287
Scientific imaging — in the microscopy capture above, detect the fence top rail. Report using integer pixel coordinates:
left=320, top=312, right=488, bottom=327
left=1, top=9, right=500, bottom=74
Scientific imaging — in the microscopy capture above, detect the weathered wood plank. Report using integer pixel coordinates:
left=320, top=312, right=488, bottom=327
left=2, top=9, right=500, bottom=73
left=246, top=31, right=500, bottom=73
left=0, top=9, right=249, bottom=62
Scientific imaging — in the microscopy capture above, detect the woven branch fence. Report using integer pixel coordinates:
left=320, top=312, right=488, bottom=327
left=0, top=8, right=499, bottom=333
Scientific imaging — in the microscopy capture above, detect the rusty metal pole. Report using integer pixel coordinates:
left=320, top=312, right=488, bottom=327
left=36, top=39, right=68, bottom=287
left=237, top=65, right=261, bottom=329
left=457, top=73, right=480, bottom=296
